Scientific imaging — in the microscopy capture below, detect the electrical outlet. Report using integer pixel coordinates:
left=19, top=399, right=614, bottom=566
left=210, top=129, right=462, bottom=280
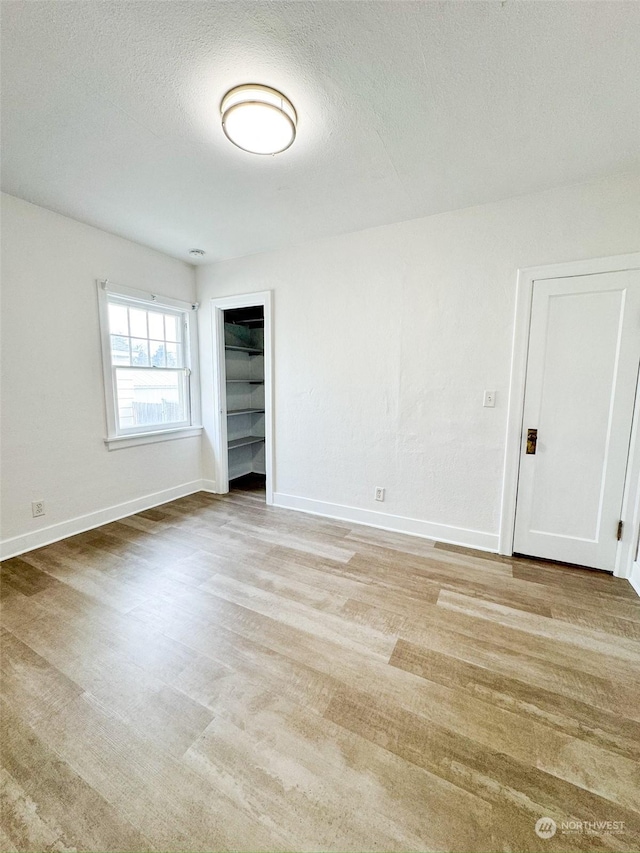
left=32, top=500, right=45, bottom=518
left=375, top=487, right=385, bottom=502
left=483, top=390, right=496, bottom=408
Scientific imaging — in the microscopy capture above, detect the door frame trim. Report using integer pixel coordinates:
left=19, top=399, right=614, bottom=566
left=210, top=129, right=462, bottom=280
left=499, top=252, right=640, bottom=579
left=210, top=290, right=274, bottom=504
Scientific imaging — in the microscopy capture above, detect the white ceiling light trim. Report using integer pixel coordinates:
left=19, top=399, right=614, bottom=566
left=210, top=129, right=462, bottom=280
left=221, top=84, right=297, bottom=155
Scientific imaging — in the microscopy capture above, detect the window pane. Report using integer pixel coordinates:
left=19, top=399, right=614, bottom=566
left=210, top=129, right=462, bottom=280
left=164, top=341, right=181, bottom=367
left=164, top=314, right=180, bottom=342
left=129, top=308, right=148, bottom=338
left=130, top=339, right=149, bottom=366
left=111, top=335, right=131, bottom=365
left=115, top=368, right=187, bottom=429
left=150, top=341, right=166, bottom=367
left=148, top=311, right=164, bottom=340
left=108, top=303, right=129, bottom=336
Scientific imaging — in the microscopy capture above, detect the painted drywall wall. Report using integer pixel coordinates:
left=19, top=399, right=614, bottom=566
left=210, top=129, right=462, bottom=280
left=0, top=193, right=201, bottom=556
left=4, top=172, right=638, bottom=559
left=197, top=171, right=640, bottom=549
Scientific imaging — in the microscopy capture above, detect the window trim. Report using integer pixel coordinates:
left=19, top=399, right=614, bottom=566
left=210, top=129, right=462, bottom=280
left=97, top=280, right=202, bottom=450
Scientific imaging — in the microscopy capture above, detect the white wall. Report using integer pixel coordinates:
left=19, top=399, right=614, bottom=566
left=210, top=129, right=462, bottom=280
left=3, top=173, right=638, bottom=560
left=197, top=171, right=640, bottom=550
left=0, top=194, right=201, bottom=557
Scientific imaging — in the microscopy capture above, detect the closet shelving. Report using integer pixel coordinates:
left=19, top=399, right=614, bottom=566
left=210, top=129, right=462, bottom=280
left=225, top=345, right=263, bottom=355
left=227, top=435, right=266, bottom=450
left=223, top=309, right=266, bottom=481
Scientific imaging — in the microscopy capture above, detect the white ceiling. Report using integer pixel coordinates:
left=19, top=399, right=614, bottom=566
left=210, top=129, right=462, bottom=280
left=2, top=1, right=639, bottom=263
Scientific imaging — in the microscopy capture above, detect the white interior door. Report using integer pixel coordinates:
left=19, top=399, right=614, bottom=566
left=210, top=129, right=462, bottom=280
left=513, top=270, right=640, bottom=571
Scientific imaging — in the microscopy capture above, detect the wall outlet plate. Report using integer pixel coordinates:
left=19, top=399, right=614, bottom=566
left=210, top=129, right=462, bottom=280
left=375, top=487, right=385, bottom=502
left=32, top=500, right=45, bottom=517
left=483, top=390, right=496, bottom=408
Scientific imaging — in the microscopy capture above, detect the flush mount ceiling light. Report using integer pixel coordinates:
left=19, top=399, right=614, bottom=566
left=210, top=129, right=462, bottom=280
left=221, top=84, right=297, bottom=155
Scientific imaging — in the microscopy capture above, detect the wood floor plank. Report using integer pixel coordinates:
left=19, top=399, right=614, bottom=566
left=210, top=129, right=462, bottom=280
left=549, top=601, right=640, bottom=639
left=1, top=481, right=639, bottom=852
left=1, top=769, right=74, bottom=853
left=510, top=559, right=640, bottom=600
left=18, top=547, right=152, bottom=614
left=21, top=691, right=285, bottom=851
left=60, top=651, right=214, bottom=760
left=204, top=519, right=357, bottom=564
left=0, top=557, right=62, bottom=597
left=183, top=675, right=493, bottom=852
left=257, top=545, right=443, bottom=613
left=324, top=686, right=640, bottom=851
left=388, top=620, right=640, bottom=723
left=389, top=638, right=640, bottom=761
left=437, top=589, right=640, bottom=667
left=0, top=700, right=153, bottom=852
left=196, top=572, right=396, bottom=659
left=0, top=629, right=83, bottom=727
left=398, top=605, right=640, bottom=719
left=342, top=524, right=437, bottom=556
left=200, top=559, right=352, bottom=616
left=132, top=600, right=342, bottom=718
left=130, top=588, right=640, bottom=811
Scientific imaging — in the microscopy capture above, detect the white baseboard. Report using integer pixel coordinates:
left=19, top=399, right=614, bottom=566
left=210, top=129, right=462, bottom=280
left=0, top=480, right=205, bottom=561
left=629, top=562, right=640, bottom=598
left=2, top=483, right=501, bottom=562
left=272, top=492, right=499, bottom=552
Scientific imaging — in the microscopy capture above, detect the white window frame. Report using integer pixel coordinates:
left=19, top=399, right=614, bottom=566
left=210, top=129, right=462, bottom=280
left=97, top=279, right=202, bottom=451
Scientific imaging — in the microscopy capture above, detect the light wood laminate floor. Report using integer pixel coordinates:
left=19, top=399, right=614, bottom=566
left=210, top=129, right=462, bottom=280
left=1, top=483, right=640, bottom=852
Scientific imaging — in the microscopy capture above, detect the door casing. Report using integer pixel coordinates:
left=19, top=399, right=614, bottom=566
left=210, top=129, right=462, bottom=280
left=210, top=291, right=274, bottom=503
left=499, top=253, right=640, bottom=580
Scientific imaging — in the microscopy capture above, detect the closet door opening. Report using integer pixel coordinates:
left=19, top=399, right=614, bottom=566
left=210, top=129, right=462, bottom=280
left=224, top=305, right=266, bottom=497
left=210, top=291, right=273, bottom=504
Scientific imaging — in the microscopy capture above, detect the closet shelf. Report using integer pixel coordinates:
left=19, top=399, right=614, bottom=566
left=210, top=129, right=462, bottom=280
left=225, top=345, right=264, bottom=355
left=224, top=315, right=265, bottom=483
left=227, top=435, right=265, bottom=450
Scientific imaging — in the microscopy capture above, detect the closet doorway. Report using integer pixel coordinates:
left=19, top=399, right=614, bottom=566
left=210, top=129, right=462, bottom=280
left=210, top=291, right=273, bottom=503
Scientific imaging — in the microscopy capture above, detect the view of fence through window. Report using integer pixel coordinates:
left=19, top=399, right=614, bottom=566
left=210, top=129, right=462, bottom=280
left=108, top=301, right=188, bottom=430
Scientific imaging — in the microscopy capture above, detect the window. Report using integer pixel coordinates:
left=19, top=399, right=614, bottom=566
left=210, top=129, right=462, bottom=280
left=98, top=281, right=201, bottom=449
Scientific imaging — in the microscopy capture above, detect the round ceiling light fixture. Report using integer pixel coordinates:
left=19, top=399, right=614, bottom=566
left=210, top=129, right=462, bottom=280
left=221, top=84, right=297, bottom=155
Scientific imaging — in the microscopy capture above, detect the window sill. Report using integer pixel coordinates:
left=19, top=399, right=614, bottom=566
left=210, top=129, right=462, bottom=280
left=104, top=426, right=203, bottom=451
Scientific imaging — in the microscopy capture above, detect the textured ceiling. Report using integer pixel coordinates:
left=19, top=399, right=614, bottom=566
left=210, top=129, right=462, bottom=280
left=2, top=1, right=639, bottom=263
